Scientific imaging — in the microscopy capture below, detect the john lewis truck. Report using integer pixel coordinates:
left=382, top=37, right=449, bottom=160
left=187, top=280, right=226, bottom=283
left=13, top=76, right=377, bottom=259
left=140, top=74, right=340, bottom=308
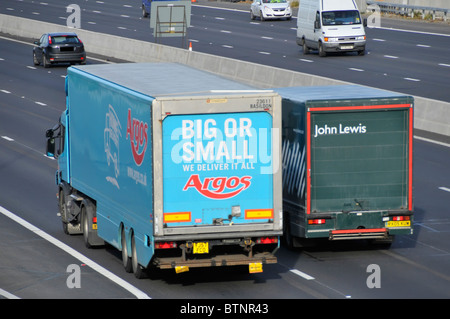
left=275, top=85, right=414, bottom=247
left=46, top=63, right=282, bottom=277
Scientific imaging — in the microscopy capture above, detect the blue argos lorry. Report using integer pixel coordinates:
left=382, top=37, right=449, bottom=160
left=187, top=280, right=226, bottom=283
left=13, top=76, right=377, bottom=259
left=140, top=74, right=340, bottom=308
left=46, top=63, right=283, bottom=277
left=275, top=85, right=414, bottom=247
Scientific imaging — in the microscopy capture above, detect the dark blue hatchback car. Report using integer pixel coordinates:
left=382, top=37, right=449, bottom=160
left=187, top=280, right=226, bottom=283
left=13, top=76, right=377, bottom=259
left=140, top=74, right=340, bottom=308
left=33, top=32, right=86, bottom=67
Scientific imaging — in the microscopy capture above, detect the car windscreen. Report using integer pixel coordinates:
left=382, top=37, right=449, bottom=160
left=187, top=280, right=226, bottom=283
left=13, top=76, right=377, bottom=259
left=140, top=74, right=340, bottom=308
left=51, top=36, right=81, bottom=44
left=322, top=10, right=361, bottom=25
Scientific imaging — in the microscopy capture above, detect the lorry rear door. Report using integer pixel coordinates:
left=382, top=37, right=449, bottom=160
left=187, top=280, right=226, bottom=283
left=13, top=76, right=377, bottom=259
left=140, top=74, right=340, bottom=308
left=161, top=110, right=276, bottom=234
left=307, top=103, right=414, bottom=215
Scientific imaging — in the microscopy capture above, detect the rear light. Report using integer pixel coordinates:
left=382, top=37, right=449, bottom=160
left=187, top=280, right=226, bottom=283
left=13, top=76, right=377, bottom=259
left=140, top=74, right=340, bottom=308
left=392, top=216, right=410, bottom=221
left=92, top=217, right=97, bottom=223
left=308, top=219, right=326, bottom=225
left=256, top=237, right=278, bottom=244
left=78, top=37, right=83, bottom=43
left=48, top=35, right=52, bottom=44
left=155, top=242, right=177, bottom=249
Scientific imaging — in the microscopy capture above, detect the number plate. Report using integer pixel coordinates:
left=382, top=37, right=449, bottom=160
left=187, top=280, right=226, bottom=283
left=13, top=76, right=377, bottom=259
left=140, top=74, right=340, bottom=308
left=386, top=221, right=411, bottom=227
left=249, top=263, right=263, bottom=274
left=193, top=242, right=209, bottom=254
left=340, top=45, right=354, bottom=50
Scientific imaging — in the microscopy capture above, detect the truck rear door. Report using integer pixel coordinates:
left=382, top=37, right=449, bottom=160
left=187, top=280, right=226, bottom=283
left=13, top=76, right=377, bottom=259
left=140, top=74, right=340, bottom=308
left=154, top=94, right=282, bottom=237
left=307, top=103, right=414, bottom=215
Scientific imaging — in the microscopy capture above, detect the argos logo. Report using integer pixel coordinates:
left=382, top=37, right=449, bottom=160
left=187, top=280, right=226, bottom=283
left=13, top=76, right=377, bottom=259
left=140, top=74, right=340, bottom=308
left=183, top=174, right=251, bottom=200
left=126, top=109, right=148, bottom=166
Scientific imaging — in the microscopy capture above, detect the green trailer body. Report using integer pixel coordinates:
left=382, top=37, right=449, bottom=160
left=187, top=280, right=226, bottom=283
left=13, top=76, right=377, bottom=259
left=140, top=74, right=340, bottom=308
left=275, top=85, right=414, bottom=244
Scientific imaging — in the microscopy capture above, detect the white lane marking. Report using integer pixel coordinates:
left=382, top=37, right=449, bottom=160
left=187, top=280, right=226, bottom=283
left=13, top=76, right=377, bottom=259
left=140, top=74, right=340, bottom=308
left=372, top=38, right=386, bottom=42
left=220, top=30, right=231, bottom=33
left=299, top=59, right=314, bottom=63
left=416, top=44, right=430, bottom=48
left=0, top=288, right=20, bottom=299
left=349, top=68, right=364, bottom=72
left=373, top=26, right=450, bottom=37
left=1, top=89, right=11, bottom=94
left=35, top=101, right=47, bottom=106
left=261, top=36, right=273, bottom=40
left=404, top=77, right=420, bottom=82
left=439, top=63, right=450, bottom=67
left=1, top=136, right=15, bottom=142
left=259, top=51, right=271, bottom=55
left=120, top=15, right=130, bottom=18
left=414, top=135, right=450, bottom=148
left=439, top=187, right=450, bottom=193
left=384, top=55, right=399, bottom=59
left=0, top=205, right=151, bottom=299
left=290, top=269, right=315, bottom=280
left=27, top=66, right=36, bottom=70
left=222, top=45, right=234, bottom=49
left=215, top=17, right=225, bottom=20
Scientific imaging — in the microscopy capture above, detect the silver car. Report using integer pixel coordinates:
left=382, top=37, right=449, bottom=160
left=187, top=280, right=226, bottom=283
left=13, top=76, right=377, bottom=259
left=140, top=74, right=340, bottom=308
left=250, top=0, right=292, bottom=21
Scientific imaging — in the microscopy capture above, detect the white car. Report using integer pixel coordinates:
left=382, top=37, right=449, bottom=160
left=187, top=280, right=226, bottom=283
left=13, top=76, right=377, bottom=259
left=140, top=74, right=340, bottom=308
left=250, top=0, right=292, bottom=21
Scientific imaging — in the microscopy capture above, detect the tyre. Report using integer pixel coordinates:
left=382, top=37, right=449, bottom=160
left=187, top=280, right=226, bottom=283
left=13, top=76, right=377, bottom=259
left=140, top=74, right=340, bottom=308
left=81, top=206, right=92, bottom=248
left=33, top=52, right=39, bottom=66
left=43, top=54, right=50, bottom=68
left=131, top=234, right=147, bottom=279
left=302, top=40, right=310, bottom=55
left=318, top=42, right=326, bottom=57
left=121, top=228, right=132, bottom=273
left=59, top=189, right=69, bottom=235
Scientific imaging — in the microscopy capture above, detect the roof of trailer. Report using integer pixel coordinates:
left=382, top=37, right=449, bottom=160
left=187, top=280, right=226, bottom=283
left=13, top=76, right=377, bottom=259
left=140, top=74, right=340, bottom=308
left=71, top=63, right=257, bottom=97
left=273, top=85, right=412, bottom=103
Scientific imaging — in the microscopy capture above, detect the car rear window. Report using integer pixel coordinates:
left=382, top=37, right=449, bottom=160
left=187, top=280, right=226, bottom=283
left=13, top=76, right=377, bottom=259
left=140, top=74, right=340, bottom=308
left=51, top=36, right=80, bottom=44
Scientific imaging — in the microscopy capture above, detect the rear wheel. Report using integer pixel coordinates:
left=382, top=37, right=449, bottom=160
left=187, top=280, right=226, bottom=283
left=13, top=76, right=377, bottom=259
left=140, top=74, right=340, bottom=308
left=81, top=206, right=91, bottom=248
left=302, top=39, right=310, bottom=55
left=33, top=52, right=39, bottom=65
left=131, top=234, right=146, bottom=279
left=121, top=228, right=132, bottom=273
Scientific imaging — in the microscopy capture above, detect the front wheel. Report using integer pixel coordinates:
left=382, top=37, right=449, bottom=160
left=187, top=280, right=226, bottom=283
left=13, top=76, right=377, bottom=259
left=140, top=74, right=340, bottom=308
left=318, top=42, right=327, bottom=57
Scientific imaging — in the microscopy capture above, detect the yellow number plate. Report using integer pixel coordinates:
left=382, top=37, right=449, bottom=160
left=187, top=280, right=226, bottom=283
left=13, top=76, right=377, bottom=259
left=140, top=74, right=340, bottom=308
left=249, top=263, right=263, bottom=274
left=386, top=221, right=411, bottom=227
left=193, top=242, right=209, bottom=254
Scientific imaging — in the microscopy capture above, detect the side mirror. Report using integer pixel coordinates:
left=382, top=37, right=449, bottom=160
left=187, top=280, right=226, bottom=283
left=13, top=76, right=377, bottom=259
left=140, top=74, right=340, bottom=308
left=46, top=137, right=56, bottom=158
left=314, top=20, right=321, bottom=29
left=34, top=40, right=40, bottom=45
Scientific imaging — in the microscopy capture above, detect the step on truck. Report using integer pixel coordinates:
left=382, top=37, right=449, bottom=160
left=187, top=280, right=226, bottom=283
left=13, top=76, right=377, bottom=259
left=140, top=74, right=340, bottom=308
left=275, top=85, right=414, bottom=247
left=46, top=63, right=283, bottom=277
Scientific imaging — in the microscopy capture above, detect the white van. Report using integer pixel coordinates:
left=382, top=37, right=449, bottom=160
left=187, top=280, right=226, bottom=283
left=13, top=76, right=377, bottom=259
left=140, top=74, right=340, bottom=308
left=296, top=0, right=367, bottom=56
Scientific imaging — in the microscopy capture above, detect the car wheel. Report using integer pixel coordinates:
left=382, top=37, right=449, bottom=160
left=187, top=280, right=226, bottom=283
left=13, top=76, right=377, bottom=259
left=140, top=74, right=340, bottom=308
left=302, top=40, right=310, bottom=55
left=260, top=11, right=265, bottom=21
left=43, top=54, right=50, bottom=68
left=142, top=5, right=148, bottom=18
left=33, top=52, right=39, bottom=66
left=318, top=42, right=326, bottom=57
left=250, top=11, right=255, bottom=20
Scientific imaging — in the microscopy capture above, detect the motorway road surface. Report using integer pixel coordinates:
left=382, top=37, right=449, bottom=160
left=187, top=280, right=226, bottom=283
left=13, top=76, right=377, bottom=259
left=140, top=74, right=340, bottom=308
left=0, top=0, right=449, bottom=102
left=0, top=34, right=450, bottom=300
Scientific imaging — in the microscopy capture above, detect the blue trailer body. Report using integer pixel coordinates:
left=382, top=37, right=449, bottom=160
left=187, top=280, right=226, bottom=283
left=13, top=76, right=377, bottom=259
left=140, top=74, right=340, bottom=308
left=48, top=63, right=282, bottom=276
